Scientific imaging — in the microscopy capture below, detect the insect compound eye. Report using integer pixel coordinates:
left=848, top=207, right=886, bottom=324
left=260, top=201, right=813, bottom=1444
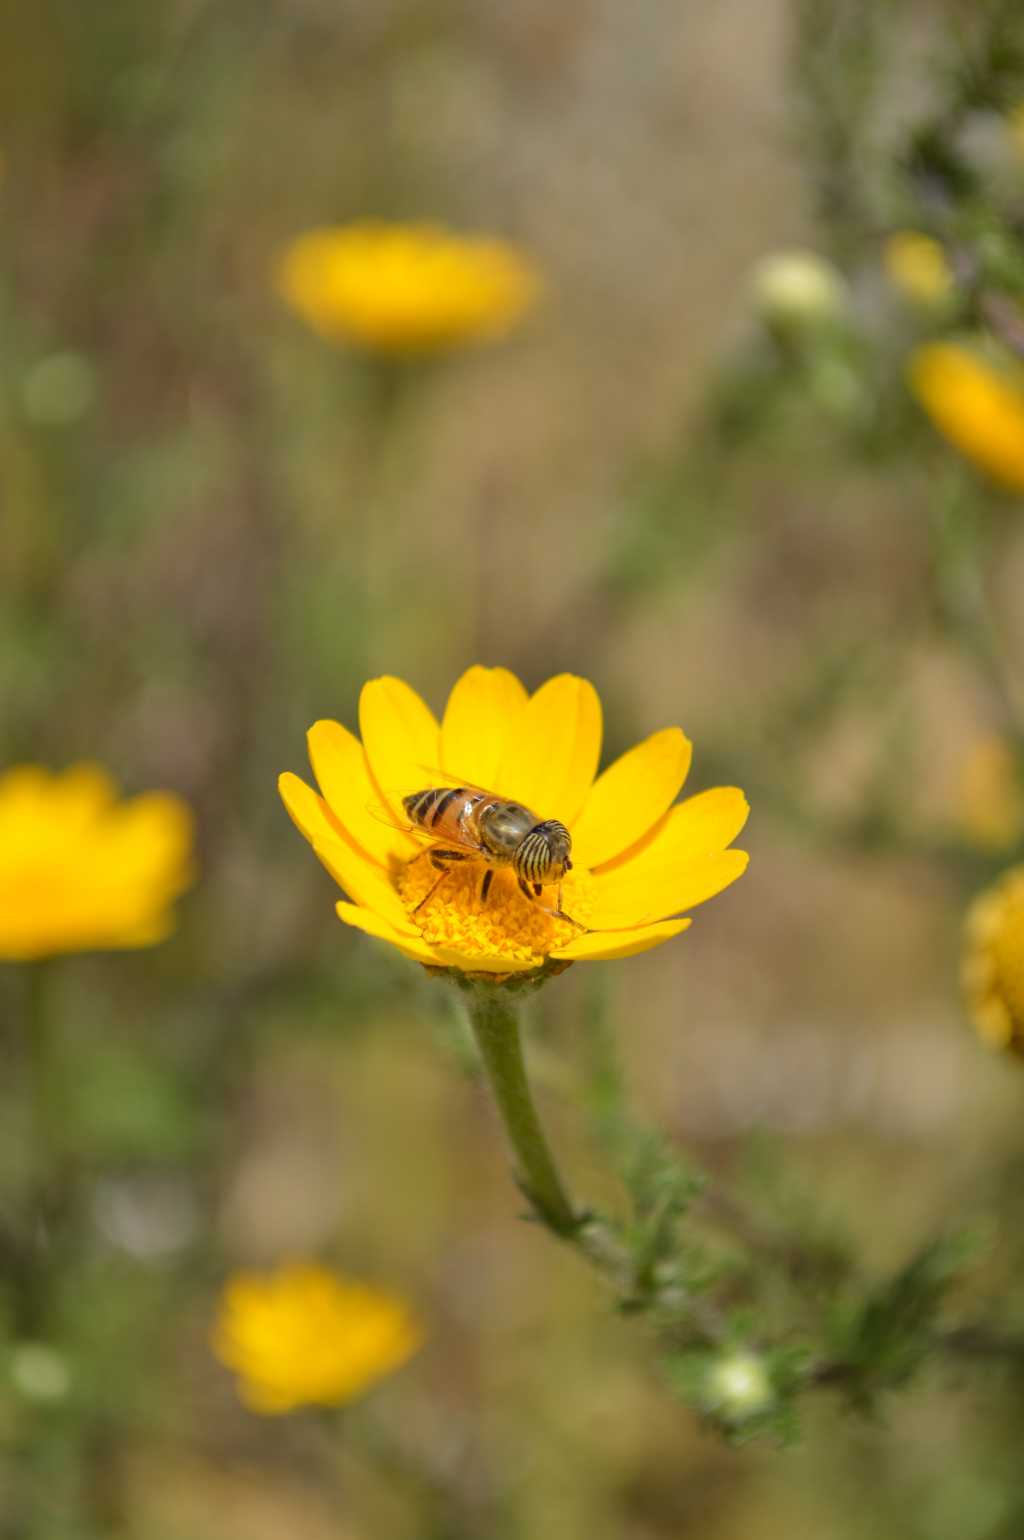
left=526, top=819, right=572, bottom=880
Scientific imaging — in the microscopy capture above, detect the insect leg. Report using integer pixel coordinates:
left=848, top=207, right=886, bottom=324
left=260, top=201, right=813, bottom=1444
left=517, top=875, right=587, bottom=933
left=480, top=869, right=494, bottom=905
left=553, top=879, right=587, bottom=934
left=412, top=849, right=471, bottom=915
left=412, top=869, right=449, bottom=914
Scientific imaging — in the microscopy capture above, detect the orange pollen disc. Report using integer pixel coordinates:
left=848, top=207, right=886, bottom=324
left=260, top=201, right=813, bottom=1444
left=394, top=854, right=586, bottom=964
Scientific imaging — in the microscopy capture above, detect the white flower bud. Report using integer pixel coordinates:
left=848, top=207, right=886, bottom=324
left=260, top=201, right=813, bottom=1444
left=749, top=249, right=848, bottom=330
left=705, top=1350, right=772, bottom=1417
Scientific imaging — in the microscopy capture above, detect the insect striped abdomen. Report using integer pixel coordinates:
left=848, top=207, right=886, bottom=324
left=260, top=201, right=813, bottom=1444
left=403, top=787, right=481, bottom=845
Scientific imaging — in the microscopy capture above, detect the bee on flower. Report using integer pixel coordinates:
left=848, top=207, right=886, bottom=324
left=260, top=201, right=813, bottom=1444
left=275, top=221, right=541, bottom=355
left=211, top=1261, right=422, bottom=1414
left=401, top=781, right=578, bottom=927
left=0, top=764, right=195, bottom=960
left=278, top=667, right=749, bottom=978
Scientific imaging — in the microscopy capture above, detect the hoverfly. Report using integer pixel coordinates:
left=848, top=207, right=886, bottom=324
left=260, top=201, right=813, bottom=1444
left=399, top=782, right=583, bottom=929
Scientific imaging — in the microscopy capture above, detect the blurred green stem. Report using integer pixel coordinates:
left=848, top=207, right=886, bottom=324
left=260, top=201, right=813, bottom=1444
left=461, top=983, right=580, bottom=1235
left=25, top=961, right=61, bottom=1196
left=18, top=960, right=67, bottom=1331
left=305, top=1407, right=481, bottom=1540
left=353, top=358, right=416, bottom=675
left=930, top=480, right=1024, bottom=739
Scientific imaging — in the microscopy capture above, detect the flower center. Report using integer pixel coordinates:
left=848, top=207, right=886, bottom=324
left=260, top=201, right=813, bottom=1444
left=395, top=854, right=583, bottom=963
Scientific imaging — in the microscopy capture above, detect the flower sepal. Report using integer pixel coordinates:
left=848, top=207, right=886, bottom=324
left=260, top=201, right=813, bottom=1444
left=443, top=957, right=573, bottom=993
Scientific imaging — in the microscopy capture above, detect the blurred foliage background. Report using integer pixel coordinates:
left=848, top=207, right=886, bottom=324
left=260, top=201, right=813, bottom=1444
left=4, top=0, right=1024, bottom=1536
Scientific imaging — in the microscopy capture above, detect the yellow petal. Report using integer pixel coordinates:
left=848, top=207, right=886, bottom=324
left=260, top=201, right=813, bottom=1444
left=571, top=727, right=693, bottom=868
left=359, top=676, right=440, bottom=821
left=587, top=848, right=749, bottom=929
left=308, top=719, right=416, bottom=865
left=314, top=840, right=420, bottom=936
left=104, top=792, right=195, bottom=897
left=552, top=917, right=691, bottom=961
left=278, top=771, right=342, bottom=848
left=56, top=763, right=119, bottom=821
left=440, top=666, right=529, bottom=787
left=336, top=902, right=440, bottom=964
left=597, top=786, right=750, bottom=873
left=584, top=787, right=750, bottom=928
left=496, top=674, right=601, bottom=823
left=279, top=771, right=418, bottom=935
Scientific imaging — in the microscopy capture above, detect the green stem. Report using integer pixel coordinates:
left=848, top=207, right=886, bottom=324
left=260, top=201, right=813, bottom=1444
left=461, top=983, right=580, bottom=1236
left=352, top=357, right=414, bottom=677
left=24, top=961, right=76, bottom=1264
left=25, top=961, right=59, bottom=1192
left=16, top=959, right=65, bottom=1333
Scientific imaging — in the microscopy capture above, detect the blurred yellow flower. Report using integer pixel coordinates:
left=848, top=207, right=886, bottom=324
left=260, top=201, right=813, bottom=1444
left=962, top=866, right=1024, bottom=1056
left=212, top=1261, right=422, bottom=1414
left=956, top=736, right=1024, bottom=851
left=278, top=667, right=749, bottom=976
left=276, top=221, right=540, bottom=354
left=884, top=231, right=953, bottom=306
left=909, top=342, right=1024, bottom=492
left=0, top=765, right=194, bottom=961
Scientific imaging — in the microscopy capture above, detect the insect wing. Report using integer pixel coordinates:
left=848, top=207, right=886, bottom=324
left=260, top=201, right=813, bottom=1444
left=409, top=763, right=500, bottom=801
left=409, top=763, right=542, bottom=825
left=366, top=800, right=420, bottom=837
left=366, top=797, right=484, bottom=858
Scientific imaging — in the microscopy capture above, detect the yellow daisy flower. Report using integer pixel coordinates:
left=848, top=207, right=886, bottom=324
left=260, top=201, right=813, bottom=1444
left=909, top=341, right=1024, bottom=493
left=212, top=1261, right=422, bottom=1415
left=278, top=667, right=749, bottom=977
left=0, top=764, right=194, bottom=961
left=962, top=866, right=1024, bottom=1056
left=884, top=231, right=954, bottom=306
left=275, top=221, right=540, bottom=354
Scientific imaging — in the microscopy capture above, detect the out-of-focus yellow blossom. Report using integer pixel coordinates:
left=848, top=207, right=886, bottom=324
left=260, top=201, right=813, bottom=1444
left=276, top=222, right=540, bottom=355
left=962, top=866, right=1024, bottom=1056
left=884, top=231, right=954, bottom=306
left=909, top=341, right=1024, bottom=493
left=212, top=1261, right=422, bottom=1414
left=278, top=667, right=749, bottom=977
left=0, top=765, right=194, bottom=960
left=956, top=736, right=1024, bottom=851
